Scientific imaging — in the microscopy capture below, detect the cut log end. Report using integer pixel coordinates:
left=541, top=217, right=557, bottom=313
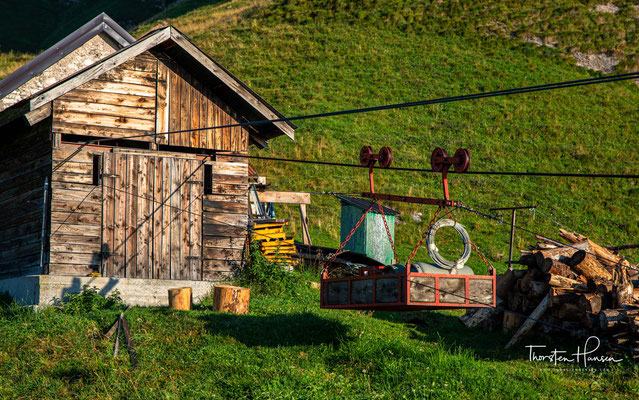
left=212, top=285, right=251, bottom=314
left=168, top=287, right=192, bottom=311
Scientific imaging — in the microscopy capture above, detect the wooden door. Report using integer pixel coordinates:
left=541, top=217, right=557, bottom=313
left=102, top=152, right=203, bottom=279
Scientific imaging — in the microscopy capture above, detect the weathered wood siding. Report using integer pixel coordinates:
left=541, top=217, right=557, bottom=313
left=51, top=52, right=157, bottom=142
left=157, top=59, right=250, bottom=152
left=202, top=154, right=249, bottom=280
left=0, top=119, right=51, bottom=278
left=102, top=151, right=203, bottom=280
left=50, top=145, right=105, bottom=275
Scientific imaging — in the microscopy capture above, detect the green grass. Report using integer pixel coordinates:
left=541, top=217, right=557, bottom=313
left=131, top=0, right=639, bottom=268
left=1, top=277, right=638, bottom=399
left=2, top=1, right=639, bottom=397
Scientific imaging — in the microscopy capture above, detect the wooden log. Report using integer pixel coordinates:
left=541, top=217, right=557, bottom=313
left=628, top=315, right=639, bottom=333
left=612, top=267, right=634, bottom=308
left=518, top=271, right=533, bottom=292
left=570, top=251, right=612, bottom=281
left=599, top=309, right=626, bottom=331
left=513, top=269, right=527, bottom=279
left=516, top=254, right=536, bottom=268
left=535, top=234, right=566, bottom=248
left=496, top=269, right=517, bottom=299
left=212, top=285, right=250, bottom=314
left=540, top=258, right=580, bottom=281
left=168, top=287, right=192, bottom=311
left=121, top=317, right=139, bottom=368
left=550, top=287, right=580, bottom=307
left=559, top=229, right=632, bottom=269
left=587, top=278, right=614, bottom=294
left=557, top=303, right=586, bottom=321
left=527, top=266, right=546, bottom=281
left=459, top=307, right=503, bottom=330
left=529, top=281, right=550, bottom=298
left=503, top=311, right=525, bottom=332
left=508, top=289, right=524, bottom=312
left=533, top=240, right=591, bottom=265
left=577, top=293, right=603, bottom=314
left=546, top=274, right=588, bottom=290
left=505, top=291, right=551, bottom=349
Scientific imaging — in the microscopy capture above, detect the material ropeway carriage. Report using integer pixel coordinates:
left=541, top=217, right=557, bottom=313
left=320, top=146, right=496, bottom=311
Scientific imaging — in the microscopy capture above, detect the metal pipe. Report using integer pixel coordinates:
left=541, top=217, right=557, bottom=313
left=40, top=177, right=49, bottom=274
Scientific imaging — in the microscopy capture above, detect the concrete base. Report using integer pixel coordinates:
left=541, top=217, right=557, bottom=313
left=0, top=275, right=217, bottom=307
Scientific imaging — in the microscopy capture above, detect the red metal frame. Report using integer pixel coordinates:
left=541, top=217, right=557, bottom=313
left=319, top=146, right=494, bottom=311
left=360, top=146, right=470, bottom=207
left=320, top=267, right=496, bottom=311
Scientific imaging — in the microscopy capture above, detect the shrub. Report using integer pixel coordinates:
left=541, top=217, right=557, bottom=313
left=61, top=285, right=124, bottom=315
left=238, top=241, right=303, bottom=296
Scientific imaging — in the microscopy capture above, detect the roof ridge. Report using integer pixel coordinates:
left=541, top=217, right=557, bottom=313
left=0, top=13, right=135, bottom=101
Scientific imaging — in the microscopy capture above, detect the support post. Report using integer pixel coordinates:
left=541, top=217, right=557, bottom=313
left=40, top=177, right=49, bottom=274
left=508, top=209, right=516, bottom=271
left=299, top=204, right=312, bottom=245
left=489, top=205, right=536, bottom=270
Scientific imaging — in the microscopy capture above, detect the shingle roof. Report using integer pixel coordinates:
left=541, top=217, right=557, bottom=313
left=336, top=195, right=400, bottom=216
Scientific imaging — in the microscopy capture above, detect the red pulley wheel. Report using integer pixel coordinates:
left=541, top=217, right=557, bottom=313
left=453, top=148, right=471, bottom=173
left=430, top=148, right=448, bottom=172
left=378, top=147, right=393, bottom=169
left=360, top=146, right=374, bottom=167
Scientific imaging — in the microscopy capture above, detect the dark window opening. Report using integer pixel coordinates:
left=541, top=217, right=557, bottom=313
left=204, top=164, right=213, bottom=194
left=92, top=154, right=102, bottom=186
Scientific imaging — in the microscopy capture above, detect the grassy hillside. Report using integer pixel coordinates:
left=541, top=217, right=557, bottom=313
left=132, top=0, right=639, bottom=267
left=1, top=273, right=638, bottom=399
left=1, top=1, right=639, bottom=398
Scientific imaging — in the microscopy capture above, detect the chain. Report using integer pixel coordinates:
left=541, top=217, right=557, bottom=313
left=322, top=203, right=374, bottom=275
left=445, top=208, right=495, bottom=273
left=376, top=200, right=399, bottom=263
left=405, top=206, right=443, bottom=266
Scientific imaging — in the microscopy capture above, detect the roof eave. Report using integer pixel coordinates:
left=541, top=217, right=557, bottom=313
left=0, top=13, right=135, bottom=100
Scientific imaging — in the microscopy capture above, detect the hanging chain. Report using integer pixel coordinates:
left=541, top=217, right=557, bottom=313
left=405, top=206, right=443, bottom=266
left=447, top=208, right=494, bottom=273
left=322, top=203, right=374, bottom=275
left=376, top=200, right=399, bottom=263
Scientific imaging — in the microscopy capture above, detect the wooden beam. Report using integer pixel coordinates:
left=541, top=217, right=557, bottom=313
left=24, top=102, right=52, bottom=126
left=299, top=204, right=311, bottom=246
left=504, top=291, right=550, bottom=349
left=258, top=191, right=310, bottom=205
left=30, top=28, right=172, bottom=110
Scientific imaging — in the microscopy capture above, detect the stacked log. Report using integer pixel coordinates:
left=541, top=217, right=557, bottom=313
left=461, top=229, right=639, bottom=352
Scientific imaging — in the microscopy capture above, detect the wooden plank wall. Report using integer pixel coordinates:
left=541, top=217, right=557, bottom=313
left=49, top=145, right=105, bottom=275
left=158, top=60, right=249, bottom=152
left=51, top=52, right=157, bottom=142
left=202, top=154, right=249, bottom=280
left=102, top=151, right=204, bottom=280
left=0, top=119, right=51, bottom=278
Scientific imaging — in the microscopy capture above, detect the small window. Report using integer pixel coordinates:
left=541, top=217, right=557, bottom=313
left=204, top=164, right=213, bottom=194
left=92, top=154, right=102, bottom=186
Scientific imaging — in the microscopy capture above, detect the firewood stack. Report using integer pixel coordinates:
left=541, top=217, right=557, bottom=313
left=461, top=229, right=639, bottom=353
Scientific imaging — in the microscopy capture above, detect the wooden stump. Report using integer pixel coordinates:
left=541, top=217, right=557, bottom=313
left=212, top=285, right=250, bottom=314
left=168, top=287, right=192, bottom=311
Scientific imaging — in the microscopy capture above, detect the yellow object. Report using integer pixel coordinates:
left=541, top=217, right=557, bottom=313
left=88, top=272, right=102, bottom=277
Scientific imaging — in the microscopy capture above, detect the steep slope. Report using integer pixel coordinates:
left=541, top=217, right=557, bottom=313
left=133, top=0, right=639, bottom=267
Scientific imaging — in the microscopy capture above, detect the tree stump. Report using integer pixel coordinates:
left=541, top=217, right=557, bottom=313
left=168, top=287, right=192, bottom=311
left=212, top=285, right=250, bottom=314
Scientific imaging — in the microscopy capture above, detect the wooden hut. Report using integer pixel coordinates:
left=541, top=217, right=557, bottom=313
left=0, top=21, right=295, bottom=286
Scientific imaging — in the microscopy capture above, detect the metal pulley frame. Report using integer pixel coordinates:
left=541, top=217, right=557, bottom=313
left=359, top=146, right=470, bottom=207
left=319, top=146, right=495, bottom=312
